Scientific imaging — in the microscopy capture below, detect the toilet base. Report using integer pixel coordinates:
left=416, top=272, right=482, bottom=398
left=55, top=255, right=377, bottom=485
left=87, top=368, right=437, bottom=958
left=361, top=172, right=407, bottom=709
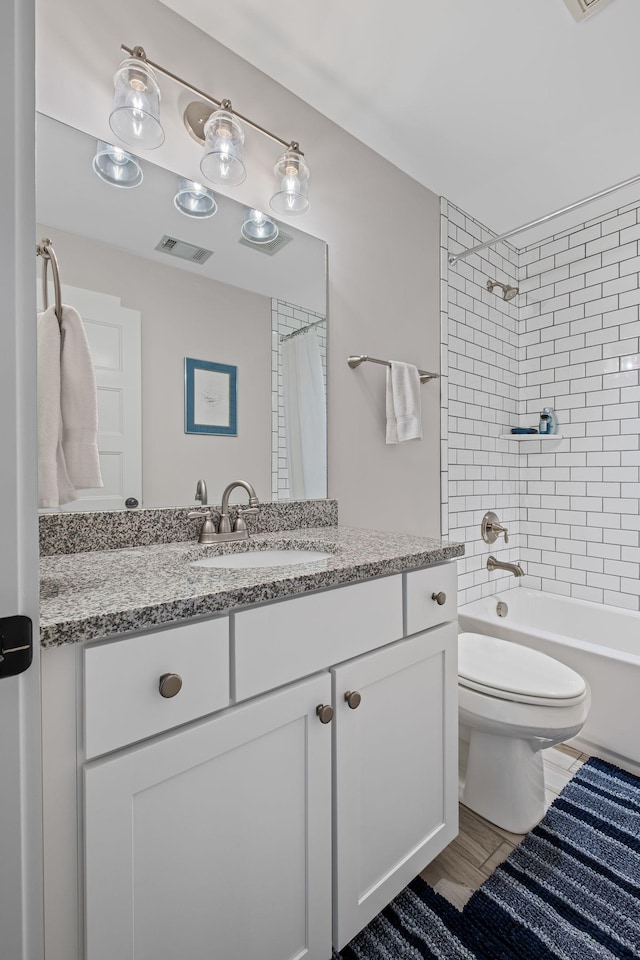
left=462, top=729, right=546, bottom=834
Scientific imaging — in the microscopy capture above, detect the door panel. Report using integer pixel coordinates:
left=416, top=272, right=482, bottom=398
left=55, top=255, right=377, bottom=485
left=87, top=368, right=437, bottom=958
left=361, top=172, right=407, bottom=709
left=85, top=673, right=332, bottom=960
left=0, top=1, right=44, bottom=957
left=332, top=624, right=458, bottom=950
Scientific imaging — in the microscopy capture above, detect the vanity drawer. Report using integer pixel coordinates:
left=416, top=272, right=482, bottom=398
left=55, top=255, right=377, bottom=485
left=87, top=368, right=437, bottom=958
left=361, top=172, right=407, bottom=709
left=84, top=618, right=230, bottom=759
left=233, top=576, right=403, bottom=701
left=404, top=562, right=457, bottom=636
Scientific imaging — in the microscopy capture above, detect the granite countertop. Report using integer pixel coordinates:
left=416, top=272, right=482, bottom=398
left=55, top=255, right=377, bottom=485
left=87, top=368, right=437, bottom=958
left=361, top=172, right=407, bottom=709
left=39, top=525, right=464, bottom=647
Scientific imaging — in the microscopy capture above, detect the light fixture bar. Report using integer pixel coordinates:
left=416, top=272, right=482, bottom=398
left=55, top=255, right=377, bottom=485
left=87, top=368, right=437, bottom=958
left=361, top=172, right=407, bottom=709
left=120, top=44, right=298, bottom=152
left=448, top=171, right=640, bottom=265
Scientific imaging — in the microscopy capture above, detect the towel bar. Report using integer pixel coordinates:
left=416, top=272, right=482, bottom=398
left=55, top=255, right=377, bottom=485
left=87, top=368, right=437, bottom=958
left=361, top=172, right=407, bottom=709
left=347, top=355, right=439, bottom=385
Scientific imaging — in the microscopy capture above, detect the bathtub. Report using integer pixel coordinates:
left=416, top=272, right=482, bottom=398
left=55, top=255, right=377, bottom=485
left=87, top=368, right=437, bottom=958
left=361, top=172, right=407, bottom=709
left=458, top=588, right=640, bottom=772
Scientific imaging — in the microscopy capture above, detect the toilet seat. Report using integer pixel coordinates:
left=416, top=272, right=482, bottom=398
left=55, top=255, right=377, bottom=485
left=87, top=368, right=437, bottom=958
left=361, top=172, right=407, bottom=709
left=458, top=632, right=587, bottom=707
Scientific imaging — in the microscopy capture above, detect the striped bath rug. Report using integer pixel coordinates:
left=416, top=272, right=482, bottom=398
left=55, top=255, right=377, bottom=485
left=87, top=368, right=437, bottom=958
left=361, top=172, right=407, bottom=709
left=335, top=758, right=640, bottom=959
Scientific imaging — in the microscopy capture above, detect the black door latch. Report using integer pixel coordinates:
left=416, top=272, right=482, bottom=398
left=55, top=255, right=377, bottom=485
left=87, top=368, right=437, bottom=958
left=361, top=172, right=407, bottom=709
left=0, top=616, right=33, bottom=678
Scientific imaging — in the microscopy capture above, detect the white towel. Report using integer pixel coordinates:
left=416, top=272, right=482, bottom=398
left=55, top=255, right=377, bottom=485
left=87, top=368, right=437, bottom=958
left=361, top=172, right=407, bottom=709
left=386, top=361, right=423, bottom=443
left=37, top=306, right=77, bottom=508
left=59, top=306, right=103, bottom=491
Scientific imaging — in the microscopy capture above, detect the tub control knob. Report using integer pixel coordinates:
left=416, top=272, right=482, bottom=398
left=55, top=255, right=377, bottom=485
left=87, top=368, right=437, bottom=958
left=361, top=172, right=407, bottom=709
left=316, top=704, right=334, bottom=724
left=344, top=690, right=362, bottom=709
left=431, top=591, right=447, bottom=606
left=159, top=673, right=183, bottom=698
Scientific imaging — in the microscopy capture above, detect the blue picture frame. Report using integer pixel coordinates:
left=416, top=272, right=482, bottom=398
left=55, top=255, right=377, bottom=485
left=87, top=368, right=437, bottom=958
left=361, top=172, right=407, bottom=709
left=184, top=358, right=237, bottom=436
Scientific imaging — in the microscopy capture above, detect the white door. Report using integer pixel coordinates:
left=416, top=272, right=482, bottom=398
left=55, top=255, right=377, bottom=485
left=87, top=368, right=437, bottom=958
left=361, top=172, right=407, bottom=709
left=37, top=282, right=142, bottom=511
left=332, top=625, right=458, bottom=951
left=84, top=673, right=332, bottom=960
left=0, top=1, right=44, bottom=958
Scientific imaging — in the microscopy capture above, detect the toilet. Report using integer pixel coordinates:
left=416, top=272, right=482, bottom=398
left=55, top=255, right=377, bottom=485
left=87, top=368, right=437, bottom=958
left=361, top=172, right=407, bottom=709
left=458, top=632, right=590, bottom=834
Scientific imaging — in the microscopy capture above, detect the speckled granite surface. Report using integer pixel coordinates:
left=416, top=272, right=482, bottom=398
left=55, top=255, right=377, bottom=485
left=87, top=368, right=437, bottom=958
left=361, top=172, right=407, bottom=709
left=39, top=499, right=338, bottom=556
left=40, top=526, right=463, bottom=647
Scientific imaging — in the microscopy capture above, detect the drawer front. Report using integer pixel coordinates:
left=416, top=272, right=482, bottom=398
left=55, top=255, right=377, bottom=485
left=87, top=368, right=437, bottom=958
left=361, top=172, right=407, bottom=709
left=404, top=562, right=457, bottom=636
left=233, top=576, right=403, bottom=702
left=84, top=618, right=229, bottom=759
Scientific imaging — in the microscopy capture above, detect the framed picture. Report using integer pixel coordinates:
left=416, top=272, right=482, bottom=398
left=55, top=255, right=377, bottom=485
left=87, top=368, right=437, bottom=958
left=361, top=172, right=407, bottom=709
left=184, top=358, right=237, bottom=436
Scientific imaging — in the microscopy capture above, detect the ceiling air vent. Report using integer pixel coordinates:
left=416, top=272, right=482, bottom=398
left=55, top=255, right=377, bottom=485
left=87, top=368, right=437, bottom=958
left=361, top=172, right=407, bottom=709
left=238, top=231, right=293, bottom=256
left=562, top=0, right=617, bottom=21
left=154, top=235, right=213, bottom=264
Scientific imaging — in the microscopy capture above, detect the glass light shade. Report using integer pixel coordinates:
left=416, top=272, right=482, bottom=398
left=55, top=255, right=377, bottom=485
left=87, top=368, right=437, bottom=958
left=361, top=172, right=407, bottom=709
left=174, top=178, right=217, bottom=218
left=92, top=141, right=143, bottom=188
left=240, top=209, right=279, bottom=243
left=270, top=148, right=310, bottom=216
left=200, top=109, right=246, bottom=186
left=109, top=57, right=165, bottom=150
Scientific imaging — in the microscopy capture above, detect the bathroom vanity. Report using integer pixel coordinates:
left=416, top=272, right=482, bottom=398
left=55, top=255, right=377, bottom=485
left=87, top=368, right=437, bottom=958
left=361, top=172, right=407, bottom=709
left=40, top=524, right=462, bottom=960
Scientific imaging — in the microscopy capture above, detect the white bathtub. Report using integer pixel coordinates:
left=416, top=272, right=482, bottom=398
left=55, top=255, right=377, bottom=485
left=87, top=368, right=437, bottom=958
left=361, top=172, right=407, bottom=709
left=458, top=588, right=640, bottom=772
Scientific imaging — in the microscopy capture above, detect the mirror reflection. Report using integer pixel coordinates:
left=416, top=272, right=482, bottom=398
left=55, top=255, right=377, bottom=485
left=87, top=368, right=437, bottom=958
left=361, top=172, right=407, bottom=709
left=36, top=113, right=327, bottom=512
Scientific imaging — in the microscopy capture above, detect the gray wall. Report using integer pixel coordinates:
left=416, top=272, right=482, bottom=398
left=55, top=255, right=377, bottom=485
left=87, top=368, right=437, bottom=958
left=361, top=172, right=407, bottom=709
left=37, top=0, right=442, bottom=535
left=38, top=225, right=272, bottom=506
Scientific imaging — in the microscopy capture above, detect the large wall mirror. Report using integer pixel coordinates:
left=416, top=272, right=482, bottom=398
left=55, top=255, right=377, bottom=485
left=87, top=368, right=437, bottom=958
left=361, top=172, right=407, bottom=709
left=36, top=113, right=327, bottom=512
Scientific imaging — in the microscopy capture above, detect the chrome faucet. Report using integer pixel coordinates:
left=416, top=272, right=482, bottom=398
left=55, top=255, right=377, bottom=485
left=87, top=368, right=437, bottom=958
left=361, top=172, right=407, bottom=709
left=195, top=479, right=208, bottom=506
left=189, top=480, right=260, bottom=545
left=487, top=555, right=524, bottom=578
left=219, top=480, right=260, bottom=537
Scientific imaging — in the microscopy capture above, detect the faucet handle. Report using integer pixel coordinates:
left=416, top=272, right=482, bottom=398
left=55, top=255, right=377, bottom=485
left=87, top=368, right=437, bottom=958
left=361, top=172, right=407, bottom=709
left=188, top=509, right=215, bottom=520
left=233, top=506, right=260, bottom=533
left=481, top=511, right=509, bottom=545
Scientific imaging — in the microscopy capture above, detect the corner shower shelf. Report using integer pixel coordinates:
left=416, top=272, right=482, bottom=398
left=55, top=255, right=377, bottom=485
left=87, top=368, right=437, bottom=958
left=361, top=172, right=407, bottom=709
left=499, top=433, right=564, bottom=441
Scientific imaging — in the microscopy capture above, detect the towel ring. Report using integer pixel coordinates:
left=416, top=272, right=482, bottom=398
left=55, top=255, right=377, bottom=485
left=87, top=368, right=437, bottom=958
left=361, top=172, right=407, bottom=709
left=36, top=239, right=63, bottom=328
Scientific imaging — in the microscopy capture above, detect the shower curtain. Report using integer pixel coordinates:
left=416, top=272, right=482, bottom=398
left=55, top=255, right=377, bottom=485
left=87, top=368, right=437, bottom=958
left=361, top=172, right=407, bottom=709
left=281, top=330, right=327, bottom=499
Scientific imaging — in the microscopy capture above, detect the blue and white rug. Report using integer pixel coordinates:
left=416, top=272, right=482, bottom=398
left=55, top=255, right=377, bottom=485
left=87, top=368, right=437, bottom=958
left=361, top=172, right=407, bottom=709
left=336, top=758, right=640, bottom=959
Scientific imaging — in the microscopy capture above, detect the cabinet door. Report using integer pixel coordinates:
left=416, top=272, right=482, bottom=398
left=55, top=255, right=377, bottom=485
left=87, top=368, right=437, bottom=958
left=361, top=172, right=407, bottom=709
left=332, top=624, right=458, bottom=951
left=84, top=673, right=332, bottom=960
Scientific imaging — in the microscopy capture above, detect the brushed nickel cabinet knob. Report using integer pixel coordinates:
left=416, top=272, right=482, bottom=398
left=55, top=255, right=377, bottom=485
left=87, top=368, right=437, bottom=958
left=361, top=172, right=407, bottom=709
left=431, top=591, right=447, bottom=606
left=159, top=673, right=183, bottom=698
left=316, top=703, right=334, bottom=724
left=344, top=690, right=362, bottom=709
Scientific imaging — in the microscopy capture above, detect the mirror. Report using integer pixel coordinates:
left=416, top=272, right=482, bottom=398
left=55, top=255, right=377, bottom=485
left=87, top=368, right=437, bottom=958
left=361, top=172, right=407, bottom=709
left=36, top=113, right=327, bottom=511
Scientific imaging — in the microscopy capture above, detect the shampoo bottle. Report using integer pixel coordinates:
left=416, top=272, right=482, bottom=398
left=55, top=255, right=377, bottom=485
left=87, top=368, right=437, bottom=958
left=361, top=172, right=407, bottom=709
left=539, top=407, right=556, bottom=435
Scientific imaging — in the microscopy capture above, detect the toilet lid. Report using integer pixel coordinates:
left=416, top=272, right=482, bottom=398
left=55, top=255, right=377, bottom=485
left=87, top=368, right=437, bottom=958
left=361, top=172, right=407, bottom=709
left=458, top=633, right=587, bottom=704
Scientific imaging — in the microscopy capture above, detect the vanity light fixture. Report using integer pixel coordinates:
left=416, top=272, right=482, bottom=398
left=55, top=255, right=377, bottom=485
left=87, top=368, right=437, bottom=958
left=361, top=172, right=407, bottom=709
left=240, top=209, right=279, bottom=244
left=92, top=141, right=143, bottom=188
left=114, top=45, right=310, bottom=215
left=174, top=177, right=217, bottom=218
left=109, top=54, right=164, bottom=150
left=201, top=107, right=246, bottom=186
left=270, top=146, right=310, bottom=216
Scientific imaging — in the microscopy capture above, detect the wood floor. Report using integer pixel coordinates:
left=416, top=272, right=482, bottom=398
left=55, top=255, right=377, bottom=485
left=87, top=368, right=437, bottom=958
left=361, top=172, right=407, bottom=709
left=420, top=743, right=590, bottom=909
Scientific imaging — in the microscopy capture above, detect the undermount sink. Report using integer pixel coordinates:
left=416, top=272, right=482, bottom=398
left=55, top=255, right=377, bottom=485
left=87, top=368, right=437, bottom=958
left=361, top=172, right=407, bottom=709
left=192, top=549, right=332, bottom=570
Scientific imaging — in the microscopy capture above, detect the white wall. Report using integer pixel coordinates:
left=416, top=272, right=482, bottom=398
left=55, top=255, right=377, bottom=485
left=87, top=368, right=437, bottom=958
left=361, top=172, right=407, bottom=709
left=38, top=225, right=272, bottom=506
left=36, top=0, right=442, bottom=535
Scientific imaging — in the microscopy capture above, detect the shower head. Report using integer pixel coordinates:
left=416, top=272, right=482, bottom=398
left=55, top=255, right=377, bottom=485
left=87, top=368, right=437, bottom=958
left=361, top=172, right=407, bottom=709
left=487, top=279, right=519, bottom=302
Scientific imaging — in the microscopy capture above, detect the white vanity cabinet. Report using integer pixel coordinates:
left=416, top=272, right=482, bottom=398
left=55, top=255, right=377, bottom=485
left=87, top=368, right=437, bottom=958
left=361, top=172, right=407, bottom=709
left=84, top=672, right=332, bottom=960
left=42, top=562, right=458, bottom=960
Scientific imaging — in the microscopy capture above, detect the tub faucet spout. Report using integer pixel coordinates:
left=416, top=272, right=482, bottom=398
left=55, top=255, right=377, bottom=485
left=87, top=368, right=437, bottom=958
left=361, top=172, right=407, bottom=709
left=486, top=555, right=524, bottom=577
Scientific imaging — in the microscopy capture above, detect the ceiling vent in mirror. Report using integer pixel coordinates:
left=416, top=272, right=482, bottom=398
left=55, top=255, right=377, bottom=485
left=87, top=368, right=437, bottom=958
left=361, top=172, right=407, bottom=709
left=562, top=0, right=617, bottom=21
left=238, top=231, right=293, bottom=256
left=154, top=235, right=213, bottom=264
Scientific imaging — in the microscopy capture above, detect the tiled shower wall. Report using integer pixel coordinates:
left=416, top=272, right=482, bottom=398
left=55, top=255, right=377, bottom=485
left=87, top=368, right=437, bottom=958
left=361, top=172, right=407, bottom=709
left=271, top=300, right=327, bottom=500
left=442, top=197, right=640, bottom=611
left=441, top=200, right=524, bottom=605
left=518, top=203, right=640, bottom=610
